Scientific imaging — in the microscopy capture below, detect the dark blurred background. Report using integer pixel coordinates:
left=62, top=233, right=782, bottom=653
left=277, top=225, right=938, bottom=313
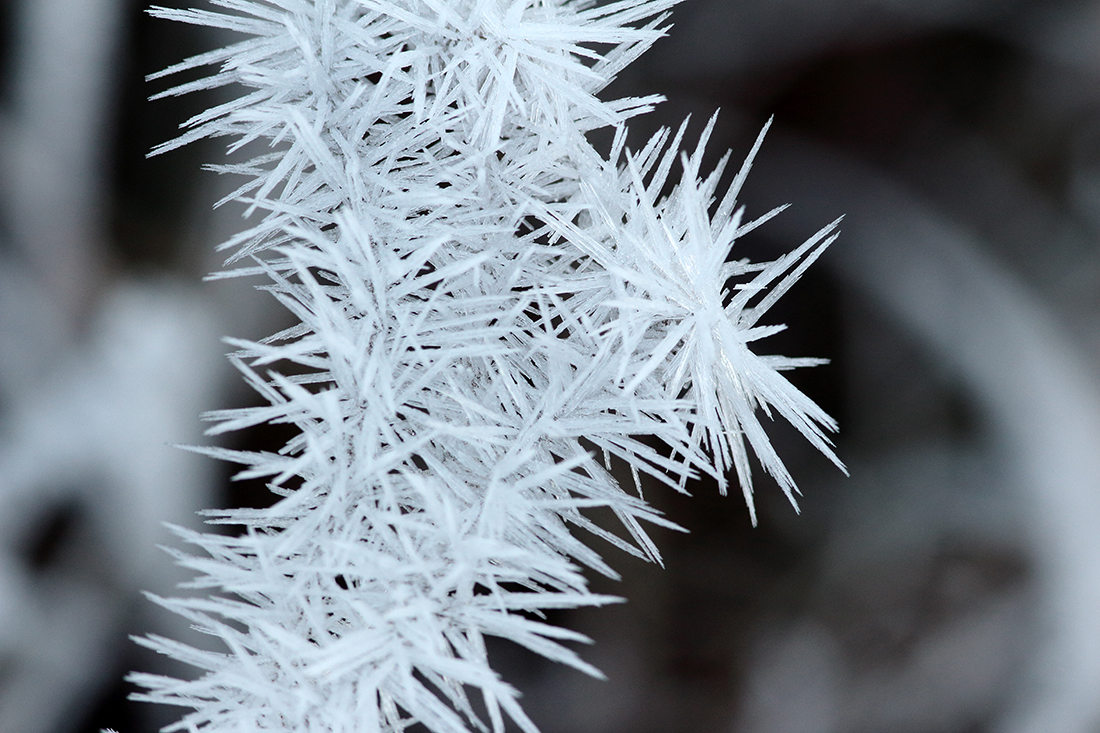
left=3, top=1, right=1100, bottom=732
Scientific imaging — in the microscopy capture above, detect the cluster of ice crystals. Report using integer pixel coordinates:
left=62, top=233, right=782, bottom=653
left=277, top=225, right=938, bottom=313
left=130, top=1, right=842, bottom=731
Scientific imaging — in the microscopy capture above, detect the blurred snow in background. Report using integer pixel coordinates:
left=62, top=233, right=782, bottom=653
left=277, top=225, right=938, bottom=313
left=2, top=0, right=1100, bottom=732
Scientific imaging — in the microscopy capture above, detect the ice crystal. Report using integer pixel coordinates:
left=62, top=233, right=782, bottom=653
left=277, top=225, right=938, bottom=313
left=130, top=1, right=843, bottom=731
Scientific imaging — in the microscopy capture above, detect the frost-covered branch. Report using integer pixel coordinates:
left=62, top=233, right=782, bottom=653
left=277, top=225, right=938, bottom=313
left=130, top=1, right=842, bottom=730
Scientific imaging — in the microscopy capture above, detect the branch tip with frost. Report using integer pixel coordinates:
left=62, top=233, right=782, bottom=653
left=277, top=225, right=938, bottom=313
left=131, top=0, right=842, bottom=730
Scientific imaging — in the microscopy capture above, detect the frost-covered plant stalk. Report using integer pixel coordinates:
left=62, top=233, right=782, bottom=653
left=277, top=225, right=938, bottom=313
left=130, top=0, right=843, bottom=730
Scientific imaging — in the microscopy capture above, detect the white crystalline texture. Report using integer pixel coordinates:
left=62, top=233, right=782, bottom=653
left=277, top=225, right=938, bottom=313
left=130, top=1, right=843, bottom=731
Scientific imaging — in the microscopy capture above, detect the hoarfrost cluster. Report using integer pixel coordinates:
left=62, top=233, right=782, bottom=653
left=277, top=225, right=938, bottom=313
left=130, top=0, right=841, bottom=730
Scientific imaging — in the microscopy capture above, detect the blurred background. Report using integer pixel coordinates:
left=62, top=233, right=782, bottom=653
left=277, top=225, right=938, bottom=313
left=3, top=0, right=1100, bottom=731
